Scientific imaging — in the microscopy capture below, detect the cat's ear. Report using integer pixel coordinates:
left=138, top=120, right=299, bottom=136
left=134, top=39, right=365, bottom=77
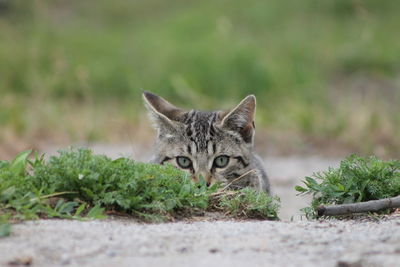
left=143, top=91, right=186, bottom=133
left=220, top=95, right=256, bottom=143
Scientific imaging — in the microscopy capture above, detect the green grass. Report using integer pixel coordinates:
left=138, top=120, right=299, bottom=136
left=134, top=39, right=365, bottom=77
left=0, top=148, right=279, bottom=237
left=218, top=188, right=280, bottom=220
left=0, top=0, right=400, bottom=155
left=296, top=155, right=400, bottom=218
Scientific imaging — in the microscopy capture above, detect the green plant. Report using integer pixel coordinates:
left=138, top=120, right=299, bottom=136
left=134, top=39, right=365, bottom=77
left=296, top=155, right=400, bottom=218
left=0, top=148, right=280, bottom=236
left=218, top=188, right=280, bottom=220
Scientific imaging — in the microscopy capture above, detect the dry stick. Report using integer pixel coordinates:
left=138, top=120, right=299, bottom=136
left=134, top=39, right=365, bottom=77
left=210, top=169, right=256, bottom=197
left=316, top=195, right=400, bottom=217
left=30, top=191, right=78, bottom=202
left=221, top=169, right=257, bottom=191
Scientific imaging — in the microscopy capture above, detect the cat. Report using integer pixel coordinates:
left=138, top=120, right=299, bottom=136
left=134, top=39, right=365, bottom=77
left=143, top=91, right=270, bottom=193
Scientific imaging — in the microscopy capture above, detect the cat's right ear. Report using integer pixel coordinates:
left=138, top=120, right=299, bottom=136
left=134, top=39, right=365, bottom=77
left=142, top=91, right=186, bottom=133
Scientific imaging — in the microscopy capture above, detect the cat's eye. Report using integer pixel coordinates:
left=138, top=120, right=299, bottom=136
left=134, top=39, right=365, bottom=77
left=213, top=155, right=230, bottom=168
left=176, top=156, right=192, bottom=169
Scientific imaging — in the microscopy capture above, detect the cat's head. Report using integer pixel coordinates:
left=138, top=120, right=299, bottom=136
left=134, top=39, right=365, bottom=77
left=143, top=91, right=256, bottom=186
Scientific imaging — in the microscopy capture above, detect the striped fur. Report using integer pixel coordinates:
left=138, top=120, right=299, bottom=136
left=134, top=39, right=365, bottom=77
left=143, top=91, right=270, bottom=192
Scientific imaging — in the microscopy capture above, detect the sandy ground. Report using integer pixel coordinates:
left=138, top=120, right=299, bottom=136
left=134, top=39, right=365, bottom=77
left=2, top=217, right=400, bottom=267
left=1, top=144, right=399, bottom=266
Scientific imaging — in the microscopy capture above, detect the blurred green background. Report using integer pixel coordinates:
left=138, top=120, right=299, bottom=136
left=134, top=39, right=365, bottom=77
left=0, top=0, right=399, bottom=158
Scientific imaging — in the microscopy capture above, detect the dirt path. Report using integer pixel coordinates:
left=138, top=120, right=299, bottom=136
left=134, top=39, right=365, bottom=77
left=1, top=144, right=399, bottom=266
left=2, top=217, right=400, bottom=267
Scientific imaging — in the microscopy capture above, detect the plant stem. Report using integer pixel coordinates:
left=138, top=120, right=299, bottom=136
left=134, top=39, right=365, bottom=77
left=30, top=191, right=77, bottom=202
left=220, top=169, right=256, bottom=192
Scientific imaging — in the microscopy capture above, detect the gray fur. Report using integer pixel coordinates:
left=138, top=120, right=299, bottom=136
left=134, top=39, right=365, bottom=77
left=143, top=91, right=270, bottom=193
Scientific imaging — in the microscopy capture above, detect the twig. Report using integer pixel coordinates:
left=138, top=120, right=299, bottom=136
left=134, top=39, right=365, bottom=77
left=210, top=169, right=256, bottom=197
left=220, top=169, right=256, bottom=191
left=210, top=191, right=238, bottom=198
left=30, top=191, right=77, bottom=202
left=316, top=195, right=400, bottom=217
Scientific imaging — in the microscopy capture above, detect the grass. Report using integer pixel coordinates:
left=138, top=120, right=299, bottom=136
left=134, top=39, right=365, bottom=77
left=0, top=148, right=280, bottom=237
left=296, top=155, right=400, bottom=218
left=0, top=0, right=400, bottom=156
left=217, top=188, right=280, bottom=220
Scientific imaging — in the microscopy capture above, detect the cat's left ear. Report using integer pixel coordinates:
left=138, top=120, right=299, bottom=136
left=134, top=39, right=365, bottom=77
left=220, top=95, right=256, bottom=143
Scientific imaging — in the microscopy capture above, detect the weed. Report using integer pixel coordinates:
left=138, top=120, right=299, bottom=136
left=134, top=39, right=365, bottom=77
left=217, top=188, right=280, bottom=220
left=296, top=155, right=400, bottom=218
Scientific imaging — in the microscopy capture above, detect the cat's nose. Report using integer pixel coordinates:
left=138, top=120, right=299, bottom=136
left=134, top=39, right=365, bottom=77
left=204, top=174, right=215, bottom=187
left=196, top=171, right=214, bottom=187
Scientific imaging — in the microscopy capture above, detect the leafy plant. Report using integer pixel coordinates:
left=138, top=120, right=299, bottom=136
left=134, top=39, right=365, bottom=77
left=217, top=188, right=280, bottom=220
left=296, top=155, right=400, bottom=218
left=0, top=148, right=280, bottom=236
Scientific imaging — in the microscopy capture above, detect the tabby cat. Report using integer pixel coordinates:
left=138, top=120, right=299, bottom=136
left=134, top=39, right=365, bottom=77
left=143, top=91, right=270, bottom=192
